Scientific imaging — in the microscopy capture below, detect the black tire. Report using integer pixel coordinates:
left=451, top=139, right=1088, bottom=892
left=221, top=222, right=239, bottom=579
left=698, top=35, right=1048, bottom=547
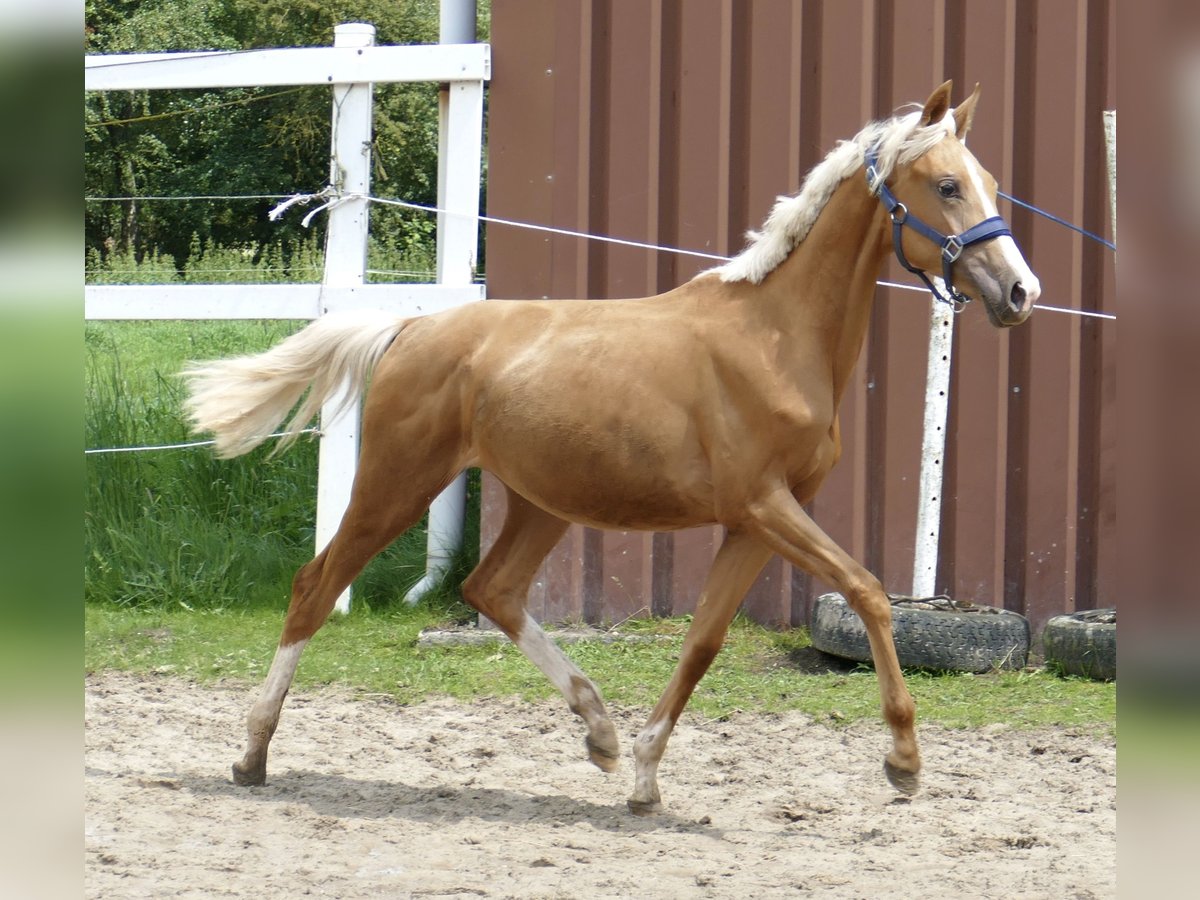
left=808, top=593, right=1030, bottom=674
left=1042, top=609, right=1116, bottom=681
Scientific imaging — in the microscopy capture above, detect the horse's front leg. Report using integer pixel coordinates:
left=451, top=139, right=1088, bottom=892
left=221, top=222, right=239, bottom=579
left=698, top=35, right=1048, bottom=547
left=629, top=530, right=773, bottom=815
left=747, top=487, right=921, bottom=794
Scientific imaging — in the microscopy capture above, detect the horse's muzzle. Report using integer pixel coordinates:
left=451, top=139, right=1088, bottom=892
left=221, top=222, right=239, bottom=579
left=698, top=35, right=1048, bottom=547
left=984, top=276, right=1038, bottom=327
left=1008, top=280, right=1037, bottom=317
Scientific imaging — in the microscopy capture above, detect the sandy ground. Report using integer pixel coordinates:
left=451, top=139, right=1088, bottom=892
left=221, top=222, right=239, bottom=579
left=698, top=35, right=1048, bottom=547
left=85, top=671, right=1115, bottom=899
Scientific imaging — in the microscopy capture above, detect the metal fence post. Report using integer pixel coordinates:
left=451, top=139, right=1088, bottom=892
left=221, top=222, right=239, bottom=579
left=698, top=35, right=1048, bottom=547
left=404, top=0, right=483, bottom=604
left=1104, top=110, right=1116, bottom=246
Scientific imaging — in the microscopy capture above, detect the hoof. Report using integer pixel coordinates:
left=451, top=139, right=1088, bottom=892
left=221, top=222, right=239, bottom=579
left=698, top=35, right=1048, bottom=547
left=232, top=760, right=266, bottom=786
left=883, top=758, right=920, bottom=796
left=585, top=731, right=620, bottom=773
left=627, top=797, right=663, bottom=817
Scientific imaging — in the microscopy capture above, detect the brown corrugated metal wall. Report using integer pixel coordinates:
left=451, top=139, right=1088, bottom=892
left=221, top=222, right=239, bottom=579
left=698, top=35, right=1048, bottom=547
left=483, top=0, right=1116, bottom=636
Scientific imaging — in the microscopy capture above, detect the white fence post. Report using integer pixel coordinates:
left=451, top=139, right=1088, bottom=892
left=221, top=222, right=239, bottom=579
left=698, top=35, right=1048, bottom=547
left=404, top=0, right=483, bottom=604
left=912, top=300, right=954, bottom=598
left=319, top=22, right=376, bottom=614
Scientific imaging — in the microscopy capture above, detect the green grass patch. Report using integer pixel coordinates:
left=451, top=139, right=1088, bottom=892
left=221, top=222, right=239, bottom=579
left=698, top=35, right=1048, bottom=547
left=86, top=604, right=1116, bottom=734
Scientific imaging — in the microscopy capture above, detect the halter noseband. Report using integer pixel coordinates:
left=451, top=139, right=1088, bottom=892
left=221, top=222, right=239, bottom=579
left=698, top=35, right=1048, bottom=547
left=865, top=148, right=1012, bottom=310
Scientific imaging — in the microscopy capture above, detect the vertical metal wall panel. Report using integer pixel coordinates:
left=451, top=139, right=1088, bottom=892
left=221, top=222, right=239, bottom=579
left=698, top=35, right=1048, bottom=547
left=485, top=0, right=1115, bottom=635
left=799, top=0, right=874, bottom=603
left=485, top=0, right=579, bottom=623
left=657, top=3, right=726, bottom=622
left=942, top=1, right=1014, bottom=610
left=874, top=0, right=943, bottom=597
left=1020, top=1, right=1081, bottom=630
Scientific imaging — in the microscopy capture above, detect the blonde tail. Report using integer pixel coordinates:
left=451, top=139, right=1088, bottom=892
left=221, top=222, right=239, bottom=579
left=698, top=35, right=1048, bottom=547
left=182, top=309, right=407, bottom=459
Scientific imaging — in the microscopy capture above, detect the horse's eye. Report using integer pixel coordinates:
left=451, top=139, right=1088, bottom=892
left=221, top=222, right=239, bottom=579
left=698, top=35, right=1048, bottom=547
left=938, top=180, right=959, bottom=199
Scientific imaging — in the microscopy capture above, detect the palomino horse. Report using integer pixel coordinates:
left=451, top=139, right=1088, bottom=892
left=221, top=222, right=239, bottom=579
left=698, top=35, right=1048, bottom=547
left=185, top=82, right=1039, bottom=814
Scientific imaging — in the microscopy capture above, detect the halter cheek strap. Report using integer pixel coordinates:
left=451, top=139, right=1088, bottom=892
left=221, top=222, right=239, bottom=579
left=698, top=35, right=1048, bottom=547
left=865, top=148, right=1012, bottom=310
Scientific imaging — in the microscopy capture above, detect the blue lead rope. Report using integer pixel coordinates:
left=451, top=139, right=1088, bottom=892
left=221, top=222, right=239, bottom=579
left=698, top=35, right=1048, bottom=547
left=997, top=190, right=1116, bottom=252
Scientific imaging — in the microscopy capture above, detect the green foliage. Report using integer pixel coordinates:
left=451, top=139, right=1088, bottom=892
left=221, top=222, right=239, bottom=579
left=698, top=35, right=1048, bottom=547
left=85, top=245, right=180, bottom=284
left=180, top=235, right=325, bottom=284
left=83, top=232, right=439, bottom=286
left=84, top=1, right=478, bottom=271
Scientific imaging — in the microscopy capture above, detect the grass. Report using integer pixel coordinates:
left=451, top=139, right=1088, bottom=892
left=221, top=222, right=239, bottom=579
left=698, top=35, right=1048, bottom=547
left=85, top=602, right=1117, bottom=735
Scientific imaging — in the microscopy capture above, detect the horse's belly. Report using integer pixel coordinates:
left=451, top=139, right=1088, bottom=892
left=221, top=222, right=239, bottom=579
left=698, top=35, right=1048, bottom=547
left=521, top=477, right=710, bottom=531
left=478, top=418, right=715, bottom=531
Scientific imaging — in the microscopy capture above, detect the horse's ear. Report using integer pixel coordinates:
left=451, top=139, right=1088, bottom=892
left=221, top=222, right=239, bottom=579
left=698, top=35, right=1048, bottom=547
left=919, top=80, right=954, bottom=127
left=953, top=83, right=982, bottom=138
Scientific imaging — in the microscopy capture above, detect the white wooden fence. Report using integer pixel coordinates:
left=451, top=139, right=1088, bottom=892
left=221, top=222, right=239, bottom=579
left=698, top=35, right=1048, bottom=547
left=85, top=24, right=488, bottom=612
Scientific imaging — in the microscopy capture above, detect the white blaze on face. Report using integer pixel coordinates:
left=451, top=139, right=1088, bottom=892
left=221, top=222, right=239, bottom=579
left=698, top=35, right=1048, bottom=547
left=961, top=150, right=1041, bottom=303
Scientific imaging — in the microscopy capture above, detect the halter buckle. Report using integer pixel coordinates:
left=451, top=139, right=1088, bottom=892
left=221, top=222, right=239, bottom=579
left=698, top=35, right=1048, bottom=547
left=942, top=235, right=964, bottom=262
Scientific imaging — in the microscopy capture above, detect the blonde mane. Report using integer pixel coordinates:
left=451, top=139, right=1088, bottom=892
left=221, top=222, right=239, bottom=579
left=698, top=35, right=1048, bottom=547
left=712, top=107, right=956, bottom=284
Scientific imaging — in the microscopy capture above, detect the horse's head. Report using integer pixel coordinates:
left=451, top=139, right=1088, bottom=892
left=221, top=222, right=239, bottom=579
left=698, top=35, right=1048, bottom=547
left=881, top=82, right=1040, bottom=327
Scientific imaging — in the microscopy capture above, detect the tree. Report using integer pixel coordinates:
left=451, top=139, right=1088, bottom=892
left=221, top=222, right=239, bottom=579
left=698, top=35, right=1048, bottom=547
left=85, top=0, right=467, bottom=273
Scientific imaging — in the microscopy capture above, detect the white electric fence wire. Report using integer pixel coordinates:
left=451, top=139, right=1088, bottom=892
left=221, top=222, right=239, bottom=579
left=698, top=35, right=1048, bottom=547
left=356, top=193, right=1118, bottom=318
left=1025, top=303, right=1115, bottom=321
left=85, top=428, right=320, bottom=456
left=87, top=189, right=1119, bottom=320
left=367, top=194, right=732, bottom=262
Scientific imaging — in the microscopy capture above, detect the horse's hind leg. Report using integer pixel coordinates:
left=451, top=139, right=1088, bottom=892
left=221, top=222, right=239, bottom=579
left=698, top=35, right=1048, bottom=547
left=628, top=529, right=773, bottom=814
left=462, top=486, right=620, bottom=772
left=232, top=462, right=455, bottom=786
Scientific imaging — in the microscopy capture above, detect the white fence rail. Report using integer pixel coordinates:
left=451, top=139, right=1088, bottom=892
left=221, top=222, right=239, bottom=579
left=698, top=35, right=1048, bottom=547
left=84, top=43, right=489, bottom=91
left=85, top=284, right=482, bottom=320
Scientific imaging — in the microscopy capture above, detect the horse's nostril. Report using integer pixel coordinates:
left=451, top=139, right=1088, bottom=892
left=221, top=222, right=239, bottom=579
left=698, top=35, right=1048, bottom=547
left=1009, top=282, right=1027, bottom=312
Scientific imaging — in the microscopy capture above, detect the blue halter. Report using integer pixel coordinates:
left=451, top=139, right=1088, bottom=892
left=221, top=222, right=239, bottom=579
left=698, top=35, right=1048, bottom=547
left=865, top=148, right=1012, bottom=310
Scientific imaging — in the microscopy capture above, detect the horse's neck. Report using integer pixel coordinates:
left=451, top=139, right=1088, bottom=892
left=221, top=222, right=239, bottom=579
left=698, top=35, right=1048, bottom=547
left=758, top=175, right=889, bottom=405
